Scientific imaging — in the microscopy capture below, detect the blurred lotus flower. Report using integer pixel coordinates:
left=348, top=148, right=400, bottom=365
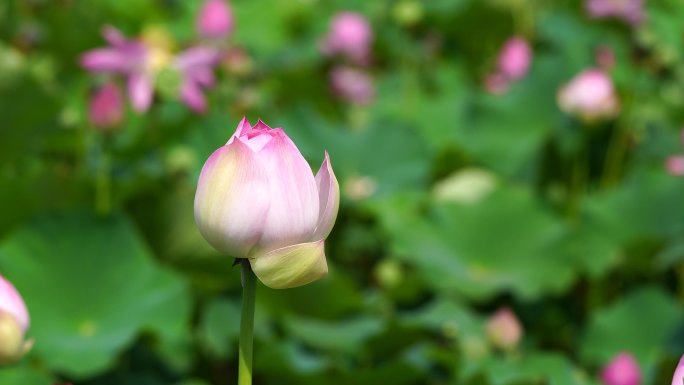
left=666, top=156, right=684, bottom=176
left=497, top=37, right=532, bottom=81
left=672, top=354, right=684, bottom=385
left=321, top=12, right=373, bottom=65
left=81, top=26, right=159, bottom=112
left=194, top=118, right=340, bottom=289
left=586, top=0, right=644, bottom=26
left=485, top=307, right=522, bottom=351
left=557, top=69, right=619, bottom=121
left=172, top=47, right=221, bottom=113
left=197, top=0, right=234, bottom=39
left=330, top=66, right=375, bottom=105
left=88, top=82, right=124, bottom=131
left=0, top=275, right=31, bottom=364
left=600, top=352, right=641, bottom=385
left=484, top=72, right=510, bottom=95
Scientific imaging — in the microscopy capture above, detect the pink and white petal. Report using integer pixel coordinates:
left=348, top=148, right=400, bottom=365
left=312, top=151, right=340, bottom=241
left=0, top=276, right=29, bottom=332
left=249, top=240, right=328, bottom=289
left=128, top=73, right=154, bottom=112
left=102, top=25, right=128, bottom=48
left=174, top=47, right=221, bottom=71
left=253, top=132, right=320, bottom=253
left=80, top=49, right=132, bottom=73
left=180, top=81, right=207, bottom=113
left=227, top=117, right=252, bottom=145
left=194, top=138, right=270, bottom=257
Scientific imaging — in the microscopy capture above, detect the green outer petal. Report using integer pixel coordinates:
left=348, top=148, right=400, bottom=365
left=249, top=240, right=328, bottom=289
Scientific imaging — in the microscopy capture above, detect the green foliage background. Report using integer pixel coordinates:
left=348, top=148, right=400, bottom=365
left=1, top=0, right=684, bottom=384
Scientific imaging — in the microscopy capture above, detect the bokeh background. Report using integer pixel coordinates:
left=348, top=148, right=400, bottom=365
left=1, top=0, right=684, bottom=384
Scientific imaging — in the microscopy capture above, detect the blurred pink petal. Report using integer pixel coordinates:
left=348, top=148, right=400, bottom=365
left=586, top=0, right=644, bottom=26
left=557, top=68, right=619, bottom=121
left=197, top=0, right=234, bottom=38
left=173, top=47, right=221, bottom=113
left=128, top=73, right=154, bottom=112
left=88, top=82, right=124, bottom=130
left=485, top=307, right=522, bottom=351
left=666, top=155, right=684, bottom=176
left=484, top=72, right=510, bottom=95
left=600, top=352, right=641, bottom=385
left=180, top=82, right=207, bottom=113
left=497, top=37, right=532, bottom=81
left=321, top=12, right=373, bottom=65
left=330, top=66, right=375, bottom=105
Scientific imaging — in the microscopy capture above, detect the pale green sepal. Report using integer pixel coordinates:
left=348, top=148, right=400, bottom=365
left=249, top=240, right=328, bottom=289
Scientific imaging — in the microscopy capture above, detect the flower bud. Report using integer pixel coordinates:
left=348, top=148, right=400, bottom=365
left=88, top=82, right=124, bottom=131
left=194, top=118, right=340, bottom=289
left=321, top=12, right=373, bottom=65
left=330, top=66, right=375, bottom=105
left=197, top=0, right=234, bottom=39
left=666, top=155, right=684, bottom=176
left=485, top=307, right=522, bottom=351
left=672, top=354, right=684, bottom=385
left=497, top=37, right=532, bottom=81
left=0, top=275, right=31, bottom=364
left=557, top=68, right=619, bottom=122
left=600, top=352, right=641, bottom=385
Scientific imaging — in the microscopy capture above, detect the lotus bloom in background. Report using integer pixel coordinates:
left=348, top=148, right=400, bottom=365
left=330, top=66, right=375, bottom=105
left=88, top=82, right=124, bottom=130
left=321, top=12, right=373, bottom=65
left=485, top=307, right=523, bottom=351
left=194, top=118, right=340, bottom=289
left=0, top=275, right=31, bottom=364
left=172, top=47, right=221, bottom=113
left=81, top=26, right=156, bottom=112
left=600, top=352, right=641, bottom=385
left=557, top=69, right=619, bottom=122
left=196, top=0, right=234, bottom=39
left=586, top=0, right=644, bottom=26
left=484, top=37, right=532, bottom=94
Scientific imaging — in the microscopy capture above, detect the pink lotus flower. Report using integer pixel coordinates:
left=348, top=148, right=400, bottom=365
left=557, top=68, right=619, bottom=121
left=600, top=352, right=641, bottom=385
left=485, top=307, right=522, bottom=351
left=330, top=66, right=375, bottom=105
left=88, top=82, right=124, bottom=130
left=666, top=155, right=684, bottom=176
left=194, top=118, right=340, bottom=289
left=321, top=12, right=373, bottom=65
left=586, top=0, right=644, bottom=26
left=81, top=26, right=155, bottom=112
left=197, top=0, right=234, bottom=39
left=172, top=47, right=221, bottom=113
left=0, top=275, right=31, bottom=364
left=497, top=37, right=532, bottom=81
left=672, top=354, right=684, bottom=385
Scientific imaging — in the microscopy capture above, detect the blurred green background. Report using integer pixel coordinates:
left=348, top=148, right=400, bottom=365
left=1, top=0, right=684, bottom=384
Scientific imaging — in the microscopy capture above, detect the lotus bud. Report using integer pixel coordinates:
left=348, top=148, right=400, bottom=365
left=666, top=155, right=684, bottom=176
left=485, top=307, right=522, bottom=351
left=330, top=66, right=375, bottom=105
left=497, top=37, right=532, bottom=81
left=0, top=275, right=31, bottom=365
left=197, top=0, right=234, bottom=39
left=194, top=118, right=340, bottom=289
left=557, top=68, right=619, bottom=122
left=88, top=82, right=124, bottom=131
left=600, top=352, right=641, bottom=385
left=321, top=12, right=373, bottom=65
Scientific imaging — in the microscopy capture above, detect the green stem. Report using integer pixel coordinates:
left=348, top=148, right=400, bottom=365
left=95, top=135, right=112, bottom=217
left=238, top=259, right=256, bottom=385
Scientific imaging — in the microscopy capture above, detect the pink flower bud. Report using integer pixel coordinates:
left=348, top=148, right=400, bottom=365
left=600, top=352, right=641, bottom=385
left=483, top=72, right=510, bottom=95
left=557, top=68, right=619, bottom=122
left=666, top=155, right=684, bottom=176
left=194, top=118, right=340, bottom=289
left=196, top=0, right=234, bottom=39
left=330, top=66, right=375, bottom=105
left=88, top=82, right=124, bottom=131
left=0, top=275, right=31, bottom=364
left=485, top=307, right=522, bottom=351
left=672, top=354, right=684, bottom=385
left=497, top=37, right=532, bottom=81
left=321, top=12, right=373, bottom=65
